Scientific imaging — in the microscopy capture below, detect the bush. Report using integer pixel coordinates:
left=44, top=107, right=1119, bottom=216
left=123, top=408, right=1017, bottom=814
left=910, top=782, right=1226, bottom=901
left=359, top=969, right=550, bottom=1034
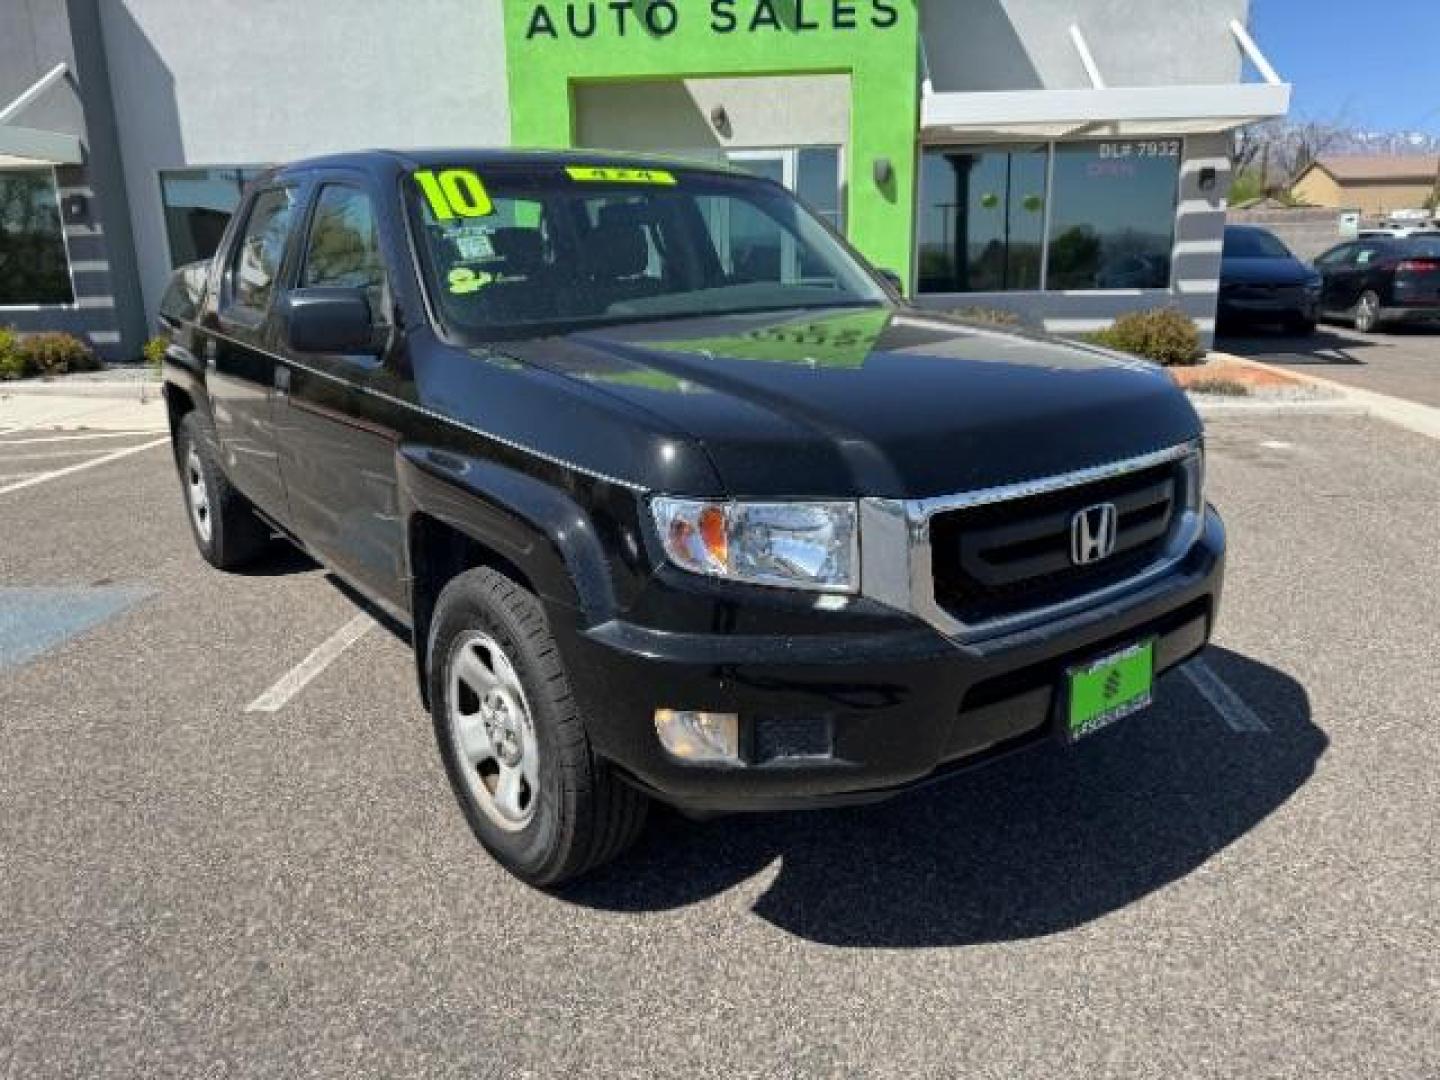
left=1185, top=376, right=1250, bottom=397
left=11, top=332, right=100, bottom=378
left=143, top=335, right=167, bottom=371
left=949, top=306, right=1023, bottom=327
left=0, top=326, right=21, bottom=380
left=1087, top=307, right=1203, bottom=366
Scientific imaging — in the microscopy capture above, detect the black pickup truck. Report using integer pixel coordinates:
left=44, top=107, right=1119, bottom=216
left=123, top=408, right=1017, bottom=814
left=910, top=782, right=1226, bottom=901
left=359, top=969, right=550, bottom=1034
left=159, top=150, right=1224, bottom=886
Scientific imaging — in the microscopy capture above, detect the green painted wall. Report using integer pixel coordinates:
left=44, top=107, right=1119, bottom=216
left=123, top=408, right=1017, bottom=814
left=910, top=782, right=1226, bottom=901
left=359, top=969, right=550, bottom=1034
left=501, top=0, right=920, bottom=287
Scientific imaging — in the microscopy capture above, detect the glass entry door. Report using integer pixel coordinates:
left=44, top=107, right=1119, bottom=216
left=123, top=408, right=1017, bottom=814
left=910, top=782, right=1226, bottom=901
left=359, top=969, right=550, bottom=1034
left=724, top=147, right=843, bottom=283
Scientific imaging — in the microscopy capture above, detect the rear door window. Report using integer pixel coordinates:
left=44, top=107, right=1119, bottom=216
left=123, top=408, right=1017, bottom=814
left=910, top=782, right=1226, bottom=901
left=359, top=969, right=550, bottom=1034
left=226, top=186, right=299, bottom=319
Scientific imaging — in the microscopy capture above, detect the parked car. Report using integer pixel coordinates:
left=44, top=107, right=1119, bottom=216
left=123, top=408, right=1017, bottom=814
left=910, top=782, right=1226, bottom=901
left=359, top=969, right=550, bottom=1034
left=1357, top=226, right=1440, bottom=239
left=159, top=150, right=1224, bottom=886
left=1218, top=226, right=1321, bottom=334
left=1313, top=235, right=1440, bottom=332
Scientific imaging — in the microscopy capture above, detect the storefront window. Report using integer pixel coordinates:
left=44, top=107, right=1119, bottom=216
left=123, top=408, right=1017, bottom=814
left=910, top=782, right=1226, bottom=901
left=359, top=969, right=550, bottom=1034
left=160, top=167, right=269, bottom=268
left=917, top=147, right=1046, bottom=293
left=1046, top=141, right=1180, bottom=290
left=0, top=168, right=73, bottom=306
left=917, top=140, right=1182, bottom=294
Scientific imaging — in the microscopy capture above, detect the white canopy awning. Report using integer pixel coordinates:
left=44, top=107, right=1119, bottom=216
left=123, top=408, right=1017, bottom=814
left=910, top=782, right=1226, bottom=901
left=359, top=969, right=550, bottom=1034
left=0, top=124, right=83, bottom=168
left=920, top=17, right=1290, bottom=142
left=0, top=62, right=82, bottom=167
left=920, top=82, right=1291, bottom=142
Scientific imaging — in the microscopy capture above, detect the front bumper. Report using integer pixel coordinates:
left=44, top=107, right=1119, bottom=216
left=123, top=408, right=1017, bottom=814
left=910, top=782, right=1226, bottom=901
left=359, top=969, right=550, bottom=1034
left=551, top=507, right=1225, bottom=813
left=1218, top=293, right=1319, bottom=323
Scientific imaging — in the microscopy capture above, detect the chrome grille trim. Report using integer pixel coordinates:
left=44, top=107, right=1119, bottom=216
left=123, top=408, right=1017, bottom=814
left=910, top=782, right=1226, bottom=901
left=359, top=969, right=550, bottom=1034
left=860, top=440, right=1204, bottom=642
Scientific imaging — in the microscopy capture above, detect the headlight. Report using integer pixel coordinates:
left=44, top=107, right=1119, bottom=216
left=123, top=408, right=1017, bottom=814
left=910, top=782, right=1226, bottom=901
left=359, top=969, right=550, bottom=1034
left=1184, top=445, right=1206, bottom=511
left=650, top=498, right=859, bottom=593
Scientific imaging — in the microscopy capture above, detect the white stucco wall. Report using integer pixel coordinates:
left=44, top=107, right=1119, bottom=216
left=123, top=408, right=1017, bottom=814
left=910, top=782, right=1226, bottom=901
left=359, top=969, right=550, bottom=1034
left=922, top=0, right=1250, bottom=93
left=100, top=0, right=511, bottom=315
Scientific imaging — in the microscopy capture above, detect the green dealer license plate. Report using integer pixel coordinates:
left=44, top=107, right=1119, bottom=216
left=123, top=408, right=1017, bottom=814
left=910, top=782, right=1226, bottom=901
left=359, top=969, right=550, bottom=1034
left=1066, top=640, right=1155, bottom=741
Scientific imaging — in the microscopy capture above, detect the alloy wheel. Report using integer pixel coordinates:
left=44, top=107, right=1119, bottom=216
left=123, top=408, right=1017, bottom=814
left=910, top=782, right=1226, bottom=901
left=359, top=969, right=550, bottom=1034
left=447, top=631, right=540, bottom=831
left=1355, top=293, right=1380, bottom=332
left=185, top=445, right=213, bottom=545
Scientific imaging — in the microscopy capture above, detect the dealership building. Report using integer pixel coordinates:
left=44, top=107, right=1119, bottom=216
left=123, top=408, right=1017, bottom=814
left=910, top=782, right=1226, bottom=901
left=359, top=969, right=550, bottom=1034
left=1, top=0, right=1289, bottom=359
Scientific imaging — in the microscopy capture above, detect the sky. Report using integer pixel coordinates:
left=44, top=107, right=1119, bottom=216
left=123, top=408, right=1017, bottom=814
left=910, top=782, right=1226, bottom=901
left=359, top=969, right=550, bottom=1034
left=1250, top=0, right=1440, bottom=136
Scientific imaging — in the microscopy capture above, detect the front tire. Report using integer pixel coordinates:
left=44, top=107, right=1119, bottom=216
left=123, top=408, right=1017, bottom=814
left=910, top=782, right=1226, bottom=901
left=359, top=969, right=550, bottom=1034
left=174, top=411, right=271, bottom=570
left=428, top=567, right=648, bottom=887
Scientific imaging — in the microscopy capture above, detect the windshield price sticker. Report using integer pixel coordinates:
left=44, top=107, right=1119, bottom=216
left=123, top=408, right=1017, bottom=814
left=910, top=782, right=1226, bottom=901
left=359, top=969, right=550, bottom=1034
left=566, top=166, right=677, bottom=185
left=452, top=227, right=496, bottom=261
left=415, top=169, right=494, bottom=220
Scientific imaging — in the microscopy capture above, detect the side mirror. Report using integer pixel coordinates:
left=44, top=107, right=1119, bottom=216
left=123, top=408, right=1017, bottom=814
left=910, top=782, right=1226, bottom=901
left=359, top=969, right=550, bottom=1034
left=878, top=268, right=905, bottom=296
left=281, top=288, right=380, bottom=355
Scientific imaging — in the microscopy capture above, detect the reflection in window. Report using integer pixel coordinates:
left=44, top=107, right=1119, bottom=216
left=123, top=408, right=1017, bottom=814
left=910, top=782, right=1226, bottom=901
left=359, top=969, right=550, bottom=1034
left=301, top=186, right=385, bottom=313
left=160, top=167, right=268, bottom=268
left=229, top=187, right=297, bottom=316
left=1046, top=143, right=1179, bottom=290
left=917, top=147, right=1046, bottom=293
left=0, top=168, right=73, bottom=305
left=917, top=141, right=1183, bottom=294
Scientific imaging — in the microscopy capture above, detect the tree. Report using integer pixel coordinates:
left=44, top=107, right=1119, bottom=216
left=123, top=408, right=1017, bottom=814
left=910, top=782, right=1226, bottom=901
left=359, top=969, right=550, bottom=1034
left=1231, top=116, right=1349, bottom=193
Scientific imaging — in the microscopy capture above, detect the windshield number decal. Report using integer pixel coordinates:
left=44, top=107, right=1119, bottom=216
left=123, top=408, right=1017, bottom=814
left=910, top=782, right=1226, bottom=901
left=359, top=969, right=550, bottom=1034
left=565, top=166, right=676, bottom=186
left=415, top=169, right=494, bottom=220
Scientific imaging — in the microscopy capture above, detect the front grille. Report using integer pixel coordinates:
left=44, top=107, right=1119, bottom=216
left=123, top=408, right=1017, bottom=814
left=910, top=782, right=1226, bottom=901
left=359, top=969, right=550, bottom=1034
left=1226, top=283, right=1307, bottom=303
left=929, top=460, right=1182, bottom=624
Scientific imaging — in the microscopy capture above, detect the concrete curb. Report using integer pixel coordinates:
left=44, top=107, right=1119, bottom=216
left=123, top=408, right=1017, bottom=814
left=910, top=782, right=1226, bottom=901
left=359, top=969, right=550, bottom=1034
left=0, top=379, right=162, bottom=401
left=1209, top=352, right=1440, bottom=442
left=1191, top=397, right=1368, bottom=418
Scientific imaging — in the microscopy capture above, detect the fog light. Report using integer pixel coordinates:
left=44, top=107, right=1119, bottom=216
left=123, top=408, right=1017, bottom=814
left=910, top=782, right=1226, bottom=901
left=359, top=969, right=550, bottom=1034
left=654, top=709, right=740, bottom=764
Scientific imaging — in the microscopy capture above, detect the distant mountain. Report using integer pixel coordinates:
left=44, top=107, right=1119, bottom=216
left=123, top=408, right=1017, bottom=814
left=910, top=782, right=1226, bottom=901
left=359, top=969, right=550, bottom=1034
left=1330, top=129, right=1440, bottom=155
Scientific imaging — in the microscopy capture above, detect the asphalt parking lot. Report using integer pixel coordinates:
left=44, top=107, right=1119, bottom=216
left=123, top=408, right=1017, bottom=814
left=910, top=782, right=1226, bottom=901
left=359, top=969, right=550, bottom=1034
left=1218, top=320, right=1440, bottom=408
left=2, top=411, right=1438, bottom=1078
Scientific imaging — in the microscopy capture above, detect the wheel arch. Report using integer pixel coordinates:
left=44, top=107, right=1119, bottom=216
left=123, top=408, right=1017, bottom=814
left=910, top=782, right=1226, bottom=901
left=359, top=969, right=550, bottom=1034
left=399, top=447, right=623, bottom=708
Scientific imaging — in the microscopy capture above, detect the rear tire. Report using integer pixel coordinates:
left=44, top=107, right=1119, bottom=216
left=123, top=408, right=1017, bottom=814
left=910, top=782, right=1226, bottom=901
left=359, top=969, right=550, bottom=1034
left=175, top=411, right=271, bottom=570
left=1353, top=290, right=1383, bottom=333
left=428, top=567, right=648, bottom=887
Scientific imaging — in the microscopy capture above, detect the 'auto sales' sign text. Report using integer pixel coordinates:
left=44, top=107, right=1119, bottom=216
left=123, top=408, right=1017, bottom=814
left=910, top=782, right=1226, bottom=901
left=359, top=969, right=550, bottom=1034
left=522, top=0, right=900, bottom=40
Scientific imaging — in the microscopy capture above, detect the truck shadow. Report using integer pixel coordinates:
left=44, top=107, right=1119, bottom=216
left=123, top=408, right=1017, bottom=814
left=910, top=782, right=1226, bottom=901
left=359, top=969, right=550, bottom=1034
left=560, top=647, right=1323, bottom=948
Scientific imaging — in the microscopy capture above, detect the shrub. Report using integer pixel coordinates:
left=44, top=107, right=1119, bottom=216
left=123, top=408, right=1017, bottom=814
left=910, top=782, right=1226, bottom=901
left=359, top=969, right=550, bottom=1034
left=0, top=326, right=21, bottom=380
left=1185, top=376, right=1250, bottom=397
left=15, top=332, right=99, bottom=377
left=1087, top=307, right=1203, bottom=366
left=950, top=306, right=1023, bottom=327
left=143, top=335, right=167, bottom=371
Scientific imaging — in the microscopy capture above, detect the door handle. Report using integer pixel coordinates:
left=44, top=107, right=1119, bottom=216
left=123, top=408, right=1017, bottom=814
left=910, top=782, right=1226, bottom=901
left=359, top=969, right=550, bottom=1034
left=274, top=365, right=291, bottom=396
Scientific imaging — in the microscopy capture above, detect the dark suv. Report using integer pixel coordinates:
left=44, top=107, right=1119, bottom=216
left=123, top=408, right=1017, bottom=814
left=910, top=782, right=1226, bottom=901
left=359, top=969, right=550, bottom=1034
left=160, top=150, right=1224, bottom=885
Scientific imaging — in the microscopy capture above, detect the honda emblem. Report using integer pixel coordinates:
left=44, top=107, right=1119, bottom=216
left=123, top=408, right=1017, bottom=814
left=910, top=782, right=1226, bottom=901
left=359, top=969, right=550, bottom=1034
left=1070, top=503, right=1118, bottom=565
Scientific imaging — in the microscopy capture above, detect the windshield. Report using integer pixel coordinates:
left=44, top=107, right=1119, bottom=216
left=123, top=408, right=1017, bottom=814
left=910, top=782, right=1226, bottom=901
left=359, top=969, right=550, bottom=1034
left=407, top=164, right=887, bottom=339
left=1224, top=229, right=1292, bottom=258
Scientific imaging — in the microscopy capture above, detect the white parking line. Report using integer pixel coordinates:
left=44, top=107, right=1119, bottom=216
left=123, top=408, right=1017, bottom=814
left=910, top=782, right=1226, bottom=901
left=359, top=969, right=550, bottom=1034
left=0, top=447, right=153, bottom=461
left=0, top=437, right=169, bottom=496
left=245, top=614, right=377, bottom=714
left=0, top=430, right=165, bottom=446
left=1180, top=658, right=1271, bottom=733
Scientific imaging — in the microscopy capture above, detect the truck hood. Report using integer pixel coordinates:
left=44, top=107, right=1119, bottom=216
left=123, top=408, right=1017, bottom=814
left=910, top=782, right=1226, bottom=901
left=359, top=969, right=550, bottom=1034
left=1220, top=255, right=1319, bottom=287
left=498, top=307, right=1201, bottom=500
